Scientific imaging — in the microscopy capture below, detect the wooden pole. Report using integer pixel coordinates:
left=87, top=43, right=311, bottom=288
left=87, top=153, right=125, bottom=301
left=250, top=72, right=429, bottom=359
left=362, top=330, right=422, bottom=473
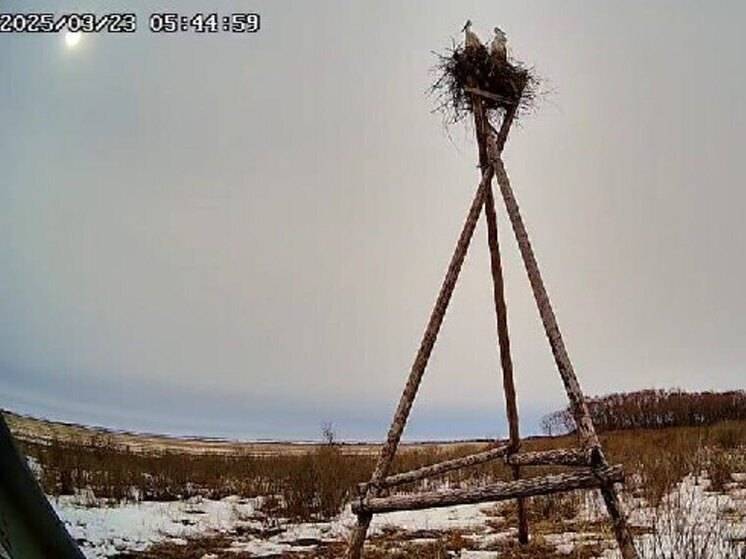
left=485, top=188, right=528, bottom=545
left=346, top=169, right=493, bottom=559
left=484, top=141, right=599, bottom=452
left=483, top=132, right=639, bottom=559
left=471, top=97, right=529, bottom=544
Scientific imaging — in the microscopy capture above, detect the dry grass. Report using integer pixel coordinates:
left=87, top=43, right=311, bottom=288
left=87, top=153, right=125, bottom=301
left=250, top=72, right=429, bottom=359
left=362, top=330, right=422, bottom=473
left=17, top=417, right=746, bottom=525
left=601, top=421, right=746, bottom=505
left=22, top=435, right=374, bottom=519
left=112, top=534, right=254, bottom=558
left=22, top=420, right=743, bottom=558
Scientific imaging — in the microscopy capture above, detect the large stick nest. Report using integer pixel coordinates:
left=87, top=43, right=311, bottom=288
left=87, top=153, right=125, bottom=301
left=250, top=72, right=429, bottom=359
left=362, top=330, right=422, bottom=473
left=431, top=42, right=540, bottom=125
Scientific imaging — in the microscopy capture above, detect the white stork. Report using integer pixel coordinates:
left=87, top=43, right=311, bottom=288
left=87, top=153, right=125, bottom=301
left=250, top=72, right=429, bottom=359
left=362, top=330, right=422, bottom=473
left=462, top=20, right=482, bottom=50
left=490, top=27, right=508, bottom=63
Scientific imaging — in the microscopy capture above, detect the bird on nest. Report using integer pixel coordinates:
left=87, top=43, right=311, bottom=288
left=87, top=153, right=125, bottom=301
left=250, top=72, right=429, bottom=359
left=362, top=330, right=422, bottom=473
left=462, top=20, right=482, bottom=50
left=490, top=26, right=508, bottom=62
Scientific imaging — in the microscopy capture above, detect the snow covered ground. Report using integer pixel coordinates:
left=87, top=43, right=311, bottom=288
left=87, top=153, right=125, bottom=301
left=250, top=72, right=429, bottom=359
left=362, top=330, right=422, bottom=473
left=54, top=495, right=259, bottom=557
left=606, top=475, right=746, bottom=559
left=53, top=493, right=501, bottom=558
left=52, top=473, right=746, bottom=558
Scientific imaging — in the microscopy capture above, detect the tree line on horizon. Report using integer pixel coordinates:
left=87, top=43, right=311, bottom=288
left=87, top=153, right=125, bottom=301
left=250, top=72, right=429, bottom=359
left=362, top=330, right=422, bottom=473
left=541, top=388, right=746, bottom=435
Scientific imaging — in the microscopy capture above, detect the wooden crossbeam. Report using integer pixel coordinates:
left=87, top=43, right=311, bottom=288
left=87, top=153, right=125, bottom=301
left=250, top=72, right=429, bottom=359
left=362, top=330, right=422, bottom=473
left=353, top=465, right=624, bottom=515
left=464, top=86, right=517, bottom=106
left=507, top=448, right=589, bottom=467
left=358, top=446, right=590, bottom=496
left=359, top=444, right=510, bottom=493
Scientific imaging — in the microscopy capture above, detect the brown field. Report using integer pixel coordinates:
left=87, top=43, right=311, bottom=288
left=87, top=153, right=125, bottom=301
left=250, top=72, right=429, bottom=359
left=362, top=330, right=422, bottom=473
left=3, top=411, right=491, bottom=457
left=6, top=410, right=746, bottom=557
left=8, top=409, right=746, bottom=514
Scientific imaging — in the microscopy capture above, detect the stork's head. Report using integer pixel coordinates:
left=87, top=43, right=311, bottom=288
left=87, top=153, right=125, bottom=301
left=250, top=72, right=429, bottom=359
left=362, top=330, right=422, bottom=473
left=462, top=20, right=472, bottom=32
left=494, top=26, right=506, bottom=40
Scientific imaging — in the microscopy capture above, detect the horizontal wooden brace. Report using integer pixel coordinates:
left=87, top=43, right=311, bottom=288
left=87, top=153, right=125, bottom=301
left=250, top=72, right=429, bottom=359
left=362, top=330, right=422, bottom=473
left=464, top=86, right=517, bottom=106
left=359, top=444, right=510, bottom=494
left=352, top=464, right=623, bottom=515
left=506, top=448, right=590, bottom=467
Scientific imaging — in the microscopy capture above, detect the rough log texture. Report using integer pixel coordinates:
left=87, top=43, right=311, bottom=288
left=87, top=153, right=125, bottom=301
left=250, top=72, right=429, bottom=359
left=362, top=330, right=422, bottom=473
left=346, top=513, right=371, bottom=559
left=484, top=135, right=600, bottom=452
left=483, top=130, right=639, bottom=559
left=366, top=171, right=492, bottom=484
left=473, top=96, right=528, bottom=543
left=346, top=172, right=493, bottom=559
left=485, top=187, right=520, bottom=447
left=601, top=480, right=640, bottom=559
left=361, top=444, right=509, bottom=492
left=353, top=465, right=624, bottom=515
left=495, top=105, right=518, bottom=154
left=507, top=448, right=589, bottom=467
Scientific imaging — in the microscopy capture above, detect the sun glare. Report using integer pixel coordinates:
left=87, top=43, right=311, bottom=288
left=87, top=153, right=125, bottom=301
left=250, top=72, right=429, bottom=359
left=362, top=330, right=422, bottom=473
left=64, top=32, right=82, bottom=49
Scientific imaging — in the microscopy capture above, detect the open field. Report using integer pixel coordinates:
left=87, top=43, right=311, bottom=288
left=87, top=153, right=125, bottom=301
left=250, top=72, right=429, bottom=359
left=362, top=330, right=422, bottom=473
left=6, top=411, right=746, bottom=558
left=4, top=412, right=490, bottom=457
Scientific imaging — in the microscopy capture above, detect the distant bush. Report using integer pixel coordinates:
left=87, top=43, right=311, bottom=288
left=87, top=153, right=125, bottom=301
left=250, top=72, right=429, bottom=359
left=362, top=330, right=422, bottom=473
left=541, top=389, right=746, bottom=435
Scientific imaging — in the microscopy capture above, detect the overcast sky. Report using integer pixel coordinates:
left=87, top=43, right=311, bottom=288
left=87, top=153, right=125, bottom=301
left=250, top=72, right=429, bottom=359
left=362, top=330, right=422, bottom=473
left=2, top=1, right=745, bottom=441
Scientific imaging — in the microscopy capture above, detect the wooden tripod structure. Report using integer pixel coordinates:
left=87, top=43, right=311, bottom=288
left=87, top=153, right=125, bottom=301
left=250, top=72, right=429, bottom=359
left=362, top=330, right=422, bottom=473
left=346, top=92, right=639, bottom=559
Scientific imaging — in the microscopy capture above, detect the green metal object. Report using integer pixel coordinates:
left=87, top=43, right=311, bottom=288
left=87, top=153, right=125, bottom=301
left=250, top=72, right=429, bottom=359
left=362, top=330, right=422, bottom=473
left=0, top=412, right=85, bottom=558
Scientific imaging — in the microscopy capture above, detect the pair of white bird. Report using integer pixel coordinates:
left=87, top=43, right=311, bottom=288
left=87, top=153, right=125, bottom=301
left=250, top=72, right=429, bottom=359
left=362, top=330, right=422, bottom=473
left=463, top=20, right=507, bottom=62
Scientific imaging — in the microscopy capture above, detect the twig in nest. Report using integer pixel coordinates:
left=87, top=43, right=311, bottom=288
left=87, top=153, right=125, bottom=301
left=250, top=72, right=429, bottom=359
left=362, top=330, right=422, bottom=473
left=430, top=42, right=541, bottom=126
